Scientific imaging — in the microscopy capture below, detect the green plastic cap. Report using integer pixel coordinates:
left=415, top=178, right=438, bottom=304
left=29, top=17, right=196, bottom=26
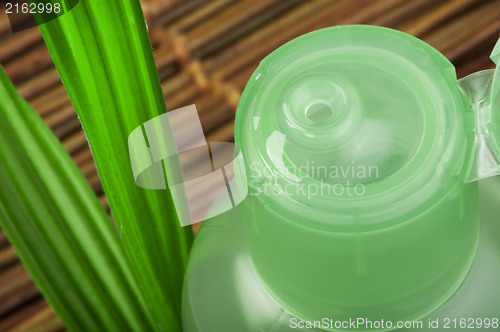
left=236, top=25, right=469, bottom=227
left=235, top=25, right=480, bottom=328
left=457, top=37, right=500, bottom=182
left=489, top=38, right=500, bottom=165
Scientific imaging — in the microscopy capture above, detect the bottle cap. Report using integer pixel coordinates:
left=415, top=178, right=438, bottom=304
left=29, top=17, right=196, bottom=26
left=234, top=25, right=497, bottom=326
left=458, top=38, right=500, bottom=181
left=236, top=25, right=470, bottom=227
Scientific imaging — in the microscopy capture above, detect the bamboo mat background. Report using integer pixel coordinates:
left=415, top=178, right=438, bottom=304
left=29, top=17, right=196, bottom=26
left=0, top=0, right=499, bottom=331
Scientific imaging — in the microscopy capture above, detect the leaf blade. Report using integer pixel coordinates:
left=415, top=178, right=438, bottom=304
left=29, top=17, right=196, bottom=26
left=0, top=67, right=154, bottom=332
left=33, top=1, right=194, bottom=329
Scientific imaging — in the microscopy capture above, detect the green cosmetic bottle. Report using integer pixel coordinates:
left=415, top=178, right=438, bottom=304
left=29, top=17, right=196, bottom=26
left=182, top=25, right=500, bottom=331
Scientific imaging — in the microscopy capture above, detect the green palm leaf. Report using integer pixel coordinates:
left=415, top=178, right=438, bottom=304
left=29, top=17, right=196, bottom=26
left=33, top=1, right=194, bottom=329
left=31, top=1, right=194, bottom=330
left=0, top=67, right=154, bottom=331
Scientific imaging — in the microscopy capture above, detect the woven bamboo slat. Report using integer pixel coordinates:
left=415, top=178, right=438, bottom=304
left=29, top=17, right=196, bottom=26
left=0, top=0, right=498, bottom=330
left=400, top=0, right=486, bottom=36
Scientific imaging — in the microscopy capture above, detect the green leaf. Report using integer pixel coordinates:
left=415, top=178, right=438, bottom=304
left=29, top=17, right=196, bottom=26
left=33, top=1, right=194, bottom=330
left=0, top=67, right=154, bottom=331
